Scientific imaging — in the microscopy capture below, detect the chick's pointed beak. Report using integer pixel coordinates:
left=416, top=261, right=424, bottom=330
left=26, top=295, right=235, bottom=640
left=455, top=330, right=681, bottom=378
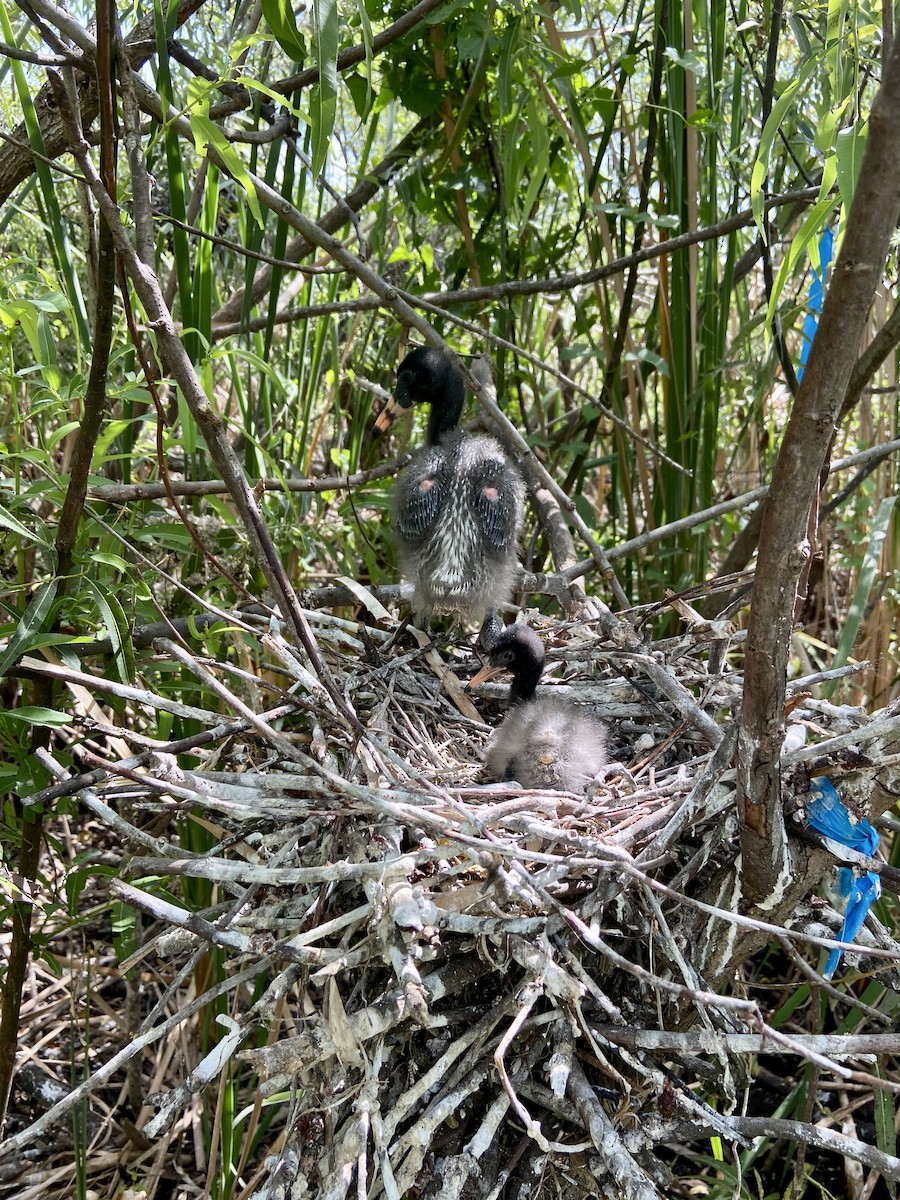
left=468, top=662, right=505, bottom=689
left=373, top=392, right=414, bottom=435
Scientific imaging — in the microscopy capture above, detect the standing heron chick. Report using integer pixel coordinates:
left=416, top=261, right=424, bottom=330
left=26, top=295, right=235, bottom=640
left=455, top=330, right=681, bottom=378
left=471, top=624, right=608, bottom=793
left=374, top=346, right=525, bottom=624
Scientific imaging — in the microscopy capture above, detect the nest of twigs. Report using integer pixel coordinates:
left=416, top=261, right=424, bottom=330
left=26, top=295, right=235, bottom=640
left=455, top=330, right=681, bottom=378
left=6, top=596, right=900, bottom=1199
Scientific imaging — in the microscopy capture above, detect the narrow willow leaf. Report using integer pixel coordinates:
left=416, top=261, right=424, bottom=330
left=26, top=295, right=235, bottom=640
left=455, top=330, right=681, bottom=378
left=765, top=192, right=836, bottom=344
left=192, top=160, right=219, bottom=352
left=874, top=1060, right=897, bottom=1163
left=835, top=121, right=868, bottom=212
left=93, top=416, right=144, bottom=459
left=311, top=0, right=339, bottom=179
left=497, top=17, right=519, bottom=115
left=191, top=113, right=264, bottom=229
left=354, top=0, right=374, bottom=117
left=520, top=98, right=549, bottom=219
left=211, top=343, right=285, bottom=392
left=825, top=0, right=851, bottom=98
left=750, top=57, right=817, bottom=235
left=232, top=75, right=303, bottom=119
left=261, top=0, right=306, bottom=62
left=769, top=984, right=810, bottom=1029
left=84, top=577, right=134, bottom=685
left=4, top=705, right=72, bottom=727
left=2, top=299, right=58, bottom=376
left=90, top=552, right=131, bottom=572
left=46, top=421, right=82, bottom=452
left=0, top=501, right=45, bottom=544
left=0, top=579, right=60, bottom=678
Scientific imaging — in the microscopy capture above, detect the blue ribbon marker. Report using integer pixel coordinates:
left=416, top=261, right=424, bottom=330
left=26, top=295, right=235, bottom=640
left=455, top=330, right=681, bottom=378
left=797, top=228, right=834, bottom=383
left=805, top=777, right=881, bottom=978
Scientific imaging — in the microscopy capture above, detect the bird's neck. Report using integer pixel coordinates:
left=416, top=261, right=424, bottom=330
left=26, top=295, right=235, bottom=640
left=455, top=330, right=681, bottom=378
left=426, top=388, right=465, bottom=444
left=509, top=671, right=541, bottom=706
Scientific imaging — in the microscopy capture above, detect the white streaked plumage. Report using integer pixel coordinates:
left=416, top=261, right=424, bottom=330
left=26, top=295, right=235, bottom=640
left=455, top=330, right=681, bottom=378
left=377, top=347, right=525, bottom=622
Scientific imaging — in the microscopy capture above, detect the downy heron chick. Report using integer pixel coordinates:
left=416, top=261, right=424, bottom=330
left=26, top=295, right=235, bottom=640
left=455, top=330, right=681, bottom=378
left=375, top=346, right=525, bottom=624
left=471, top=624, right=608, bottom=793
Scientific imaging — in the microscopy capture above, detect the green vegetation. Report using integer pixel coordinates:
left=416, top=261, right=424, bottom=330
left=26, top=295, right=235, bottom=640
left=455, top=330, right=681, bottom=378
left=0, top=0, right=898, bottom=1196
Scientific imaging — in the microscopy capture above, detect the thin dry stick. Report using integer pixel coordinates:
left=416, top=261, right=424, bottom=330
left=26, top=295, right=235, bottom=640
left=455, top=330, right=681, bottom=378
left=208, top=188, right=821, bottom=339
left=0, top=964, right=262, bottom=1159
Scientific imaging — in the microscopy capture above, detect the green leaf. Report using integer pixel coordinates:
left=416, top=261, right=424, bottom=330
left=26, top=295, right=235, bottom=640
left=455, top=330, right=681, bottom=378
left=422, top=0, right=473, bottom=25
left=830, top=495, right=897, bottom=677
left=112, top=899, right=138, bottom=961
left=310, top=0, right=339, bottom=178
left=519, top=98, right=548, bottom=220
left=0, top=501, right=46, bottom=545
left=0, top=579, right=60, bottom=678
left=261, top=0, right=306, bottom=62
left=686, top=107, right=717, bottom=128
left=0, top=1, right=89, bottom=348
left=5, top=705, right=72, bottom=727
left=46, top=421, right=82, bottom=453
left=352, top=0, right=374, bottom=118
left=835, top=120, right=868, bottom=212
left=874, top=1060, right=897, bottom=1162
left=190, top=113, right=264, bottom=229
left=625, top=347, right=671, bottom=376
left=2, top=299, right=57, bottom=376
left=84, top=577, right=134, bottom=685
left=663, top=46, right=706, bottom=76
left=765, top=192, right=836, bottom=344
left=770, top=984, right=810, bottom=1029
left=154, top=0, right=196, bottom=356
left=90, top=552, right=131, bottom=572
left=345, top=70, right=372, bottom=120
left=750, top=57, right=817, bottom=235
left=232, top=75, right=303, bottom=120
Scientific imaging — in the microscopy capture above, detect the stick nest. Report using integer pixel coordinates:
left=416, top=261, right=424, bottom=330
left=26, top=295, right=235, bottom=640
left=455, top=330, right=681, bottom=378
left=6, top=601, right=900, bottom=1200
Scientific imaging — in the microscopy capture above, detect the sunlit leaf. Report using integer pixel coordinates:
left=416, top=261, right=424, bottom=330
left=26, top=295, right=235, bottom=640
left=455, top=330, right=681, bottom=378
left=310, top=0, right=339, bottom=178
left=835, top=120, right=868, bottom=211
left=0, top=501, right=45, bottom=544
left=261, top=0, right=306, bottom=62
left=750, top=57, right=817, bottom=235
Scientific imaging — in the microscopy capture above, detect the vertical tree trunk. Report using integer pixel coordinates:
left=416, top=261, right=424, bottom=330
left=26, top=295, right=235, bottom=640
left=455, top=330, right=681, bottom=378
left=738, top=30, right=900, bottom=903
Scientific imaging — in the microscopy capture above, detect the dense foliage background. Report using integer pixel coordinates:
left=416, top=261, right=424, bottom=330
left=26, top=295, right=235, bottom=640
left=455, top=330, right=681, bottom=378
left=1, top=0, right=899, bottom=1196
left=0, top=0, right=894, bottom=684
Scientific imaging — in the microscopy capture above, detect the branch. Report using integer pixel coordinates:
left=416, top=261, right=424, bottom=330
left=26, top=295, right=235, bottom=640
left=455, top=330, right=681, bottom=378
left=270, top=0, right=446, bottom=99
left=0, top=0, right=207, bottom=204
left=210, top=188, right=821, bottom=336
left=212, top=118, right=438, bottom=325
left=87, top=459, right=405, bottom=502
left=841, top=297, right=900, bottom=419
